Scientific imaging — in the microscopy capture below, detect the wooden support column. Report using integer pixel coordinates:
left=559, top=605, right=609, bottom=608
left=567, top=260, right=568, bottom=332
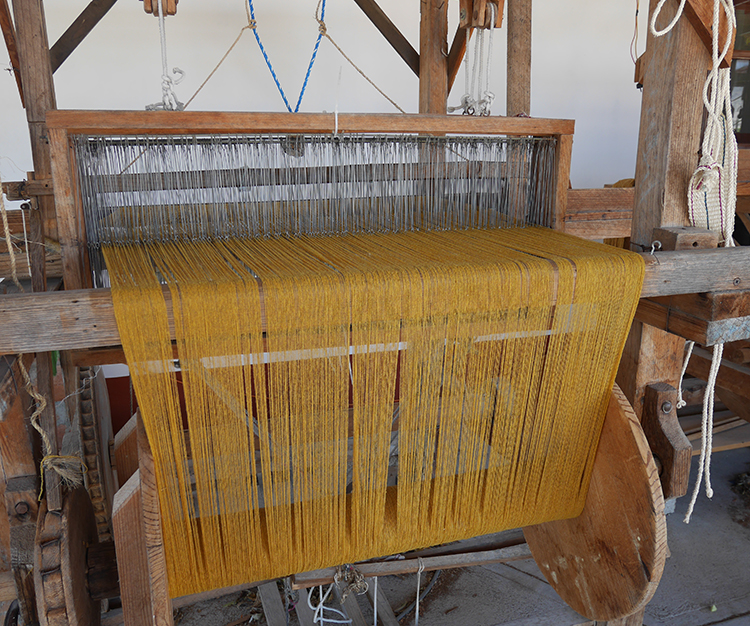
left=631, top=0, right=710, bottom=249
left=419, top=0, right=448, bottom=114
left=506, top=0, right=531, bottom=116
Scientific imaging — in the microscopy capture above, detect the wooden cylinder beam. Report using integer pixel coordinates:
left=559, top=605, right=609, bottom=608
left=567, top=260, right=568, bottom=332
left=506, top=0, right=531, bottom=116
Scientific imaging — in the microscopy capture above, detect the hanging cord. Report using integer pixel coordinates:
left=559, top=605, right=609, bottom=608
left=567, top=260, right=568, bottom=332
left=414, top=558, right=425, bottom=626
left=630, top=0, right=640, bottom=64
left=1, top=179, right=86, bottom=497
left=146, top=0, right=184, bottom=111
left=314, top=0, right=405, bottom=114
left=448, top=3, right=496, bottom=116
left=676, top=340, right=695, bottom=409
left=372, top=577, right=377, bottom=626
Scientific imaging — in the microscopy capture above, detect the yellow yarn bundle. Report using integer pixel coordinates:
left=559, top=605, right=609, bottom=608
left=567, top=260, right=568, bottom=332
left=105, top=227, right=643, bottom=597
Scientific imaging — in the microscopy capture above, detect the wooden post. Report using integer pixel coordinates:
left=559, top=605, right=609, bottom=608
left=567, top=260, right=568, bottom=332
left=419, top=0, right=448, bottom=114
left=506, top=0, right=531, bottom=116
left=12, top=0, right=63, bottom=513
left=631, top=0, right=710, bottom=249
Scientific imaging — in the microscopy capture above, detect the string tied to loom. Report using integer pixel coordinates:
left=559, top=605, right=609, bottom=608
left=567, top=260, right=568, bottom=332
left=334, top=564, right=368, bottom=604
left=146, top=0, right=184, bottom=111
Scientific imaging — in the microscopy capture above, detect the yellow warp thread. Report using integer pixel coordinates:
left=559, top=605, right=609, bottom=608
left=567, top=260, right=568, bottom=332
left=104, top=227, right=644, bottom=597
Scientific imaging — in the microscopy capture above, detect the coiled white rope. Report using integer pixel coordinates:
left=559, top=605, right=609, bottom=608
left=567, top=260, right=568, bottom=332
left=650, top=0, right=737, bottom=523
left=307, top=584, right=351, bottom=625
left=146, top=0, right=184, bottom=111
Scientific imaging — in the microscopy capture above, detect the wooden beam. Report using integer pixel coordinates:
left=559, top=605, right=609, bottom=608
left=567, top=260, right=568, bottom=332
left=2, top=178, right=53, bottom=201
left=351, top=0, right=419, bottom=77
left=686, top=346, right=750, bottom=400
left=4, top=246, right=750, bottom=356
left=631, top=0, right=709, bottom=248
left=49, top=0, right=118, bottom=73
left=292, top=543, right=531, bottom=589
left=0, top=0, right=23, bottom=105
left=418, top=0, right=448, bottom=114
left=683, top=0, right=735, bottom=69
left=634, top=298, right=750, bottom=346
left=506, top=0, right=531, bottom=116
left=46, top=110, right=575, bottom=137
left=447, top=25, right=469, bottom=92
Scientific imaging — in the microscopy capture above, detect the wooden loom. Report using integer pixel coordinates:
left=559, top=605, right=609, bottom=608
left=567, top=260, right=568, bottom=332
left=1, top=1, right=750, bottom=626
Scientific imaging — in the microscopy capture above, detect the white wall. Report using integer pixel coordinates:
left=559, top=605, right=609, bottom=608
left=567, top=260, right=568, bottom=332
left=0, top=0, right=648, bottom=195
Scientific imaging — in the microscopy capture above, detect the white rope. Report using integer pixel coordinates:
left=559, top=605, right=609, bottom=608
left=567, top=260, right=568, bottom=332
left=308, top=584, right=351, bottom=625
left=372, top=577, right=377, bottom=626
left=685, top=342, right=723, bottom=521
left=448, top=3, right=496, bottom=116
left=649, top=0, right=689, bottom=37
left=676, top=340, right=695, bottom=409
left=146, top=0, right=184, bottom=111
left=415, top=558, right=425, bottom=626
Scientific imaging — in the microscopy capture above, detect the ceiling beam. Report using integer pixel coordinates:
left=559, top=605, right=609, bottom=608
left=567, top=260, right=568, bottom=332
left=49, top=0, right=118, bottom=73
left=351, top=0, right=419, bottom=77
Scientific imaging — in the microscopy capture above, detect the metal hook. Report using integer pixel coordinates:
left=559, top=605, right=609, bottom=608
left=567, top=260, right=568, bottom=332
left=650, top=240, right=662, bottom=255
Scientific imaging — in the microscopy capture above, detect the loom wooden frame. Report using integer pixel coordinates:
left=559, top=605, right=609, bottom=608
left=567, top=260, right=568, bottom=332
left=45, top=110, right=576, bottom=294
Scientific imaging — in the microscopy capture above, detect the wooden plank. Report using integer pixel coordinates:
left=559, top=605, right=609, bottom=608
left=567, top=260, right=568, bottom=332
left=419, top=0, right=448, bottom=114
left=49, top=127, right=87, bottom=291
left=652, top=226, right=719, bottom=250
left=631, top=0, right=709, bottom=248
left=686, top=346, right=750, bottom=400
left=137, top=417, right=173, bottom=626
left=506, top=0, right=531, bottom=116
left=351, top=0, right=419, bottom=77
left=447, top=25, right=469, bottom=92
left=258, top=582, right=287, bottom=626
left=552, top=135, right=573, bottom=230
left=112, top=472, right=153, bottom=626
left=5, top=246, right=750, bottom=355
left=44, top=111, right=574, bottom=138
left=563, top=188, right=633, bottom=239
left=365, top=578, right=399, bottom=626
left=0, top=0, right=23, bottom=105
left=691, top=421, right=750, bottom=455
left=0, top=252, right=63, bottom=281
left=49, top=0, right=119, bottom=73
left=634, top=299, right=750, bottom=345
left=114, top=412, right=139, bottom=488
left=294, top=587, right=316, bottom=626
left=331, top=582, right=367, bottom=626
left=292, top=543, right=531, bottom=589
left=524, top=386, right=666, bottom=622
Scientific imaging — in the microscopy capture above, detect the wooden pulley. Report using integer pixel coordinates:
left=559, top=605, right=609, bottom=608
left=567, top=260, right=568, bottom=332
left=524, top=385, right=668, bottom=622
left=34, top=488, right=101, bottom=626
left=142, top=0, right=178, bottom=17
left=459, top=0, right=504, bottom=29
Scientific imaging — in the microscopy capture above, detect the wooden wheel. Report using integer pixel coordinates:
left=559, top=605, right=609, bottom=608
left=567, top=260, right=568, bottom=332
left=524, top=385, right=667, bottom=622
left=34, top=488, right=101, bottom=626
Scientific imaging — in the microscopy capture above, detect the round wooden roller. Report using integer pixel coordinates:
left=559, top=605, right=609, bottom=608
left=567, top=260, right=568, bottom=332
left=524, top=384, right=667, bottom=622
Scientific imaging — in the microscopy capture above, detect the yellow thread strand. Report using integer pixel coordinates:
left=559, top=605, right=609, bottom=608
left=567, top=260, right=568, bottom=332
left=105, top=227, right=644, bottom=597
